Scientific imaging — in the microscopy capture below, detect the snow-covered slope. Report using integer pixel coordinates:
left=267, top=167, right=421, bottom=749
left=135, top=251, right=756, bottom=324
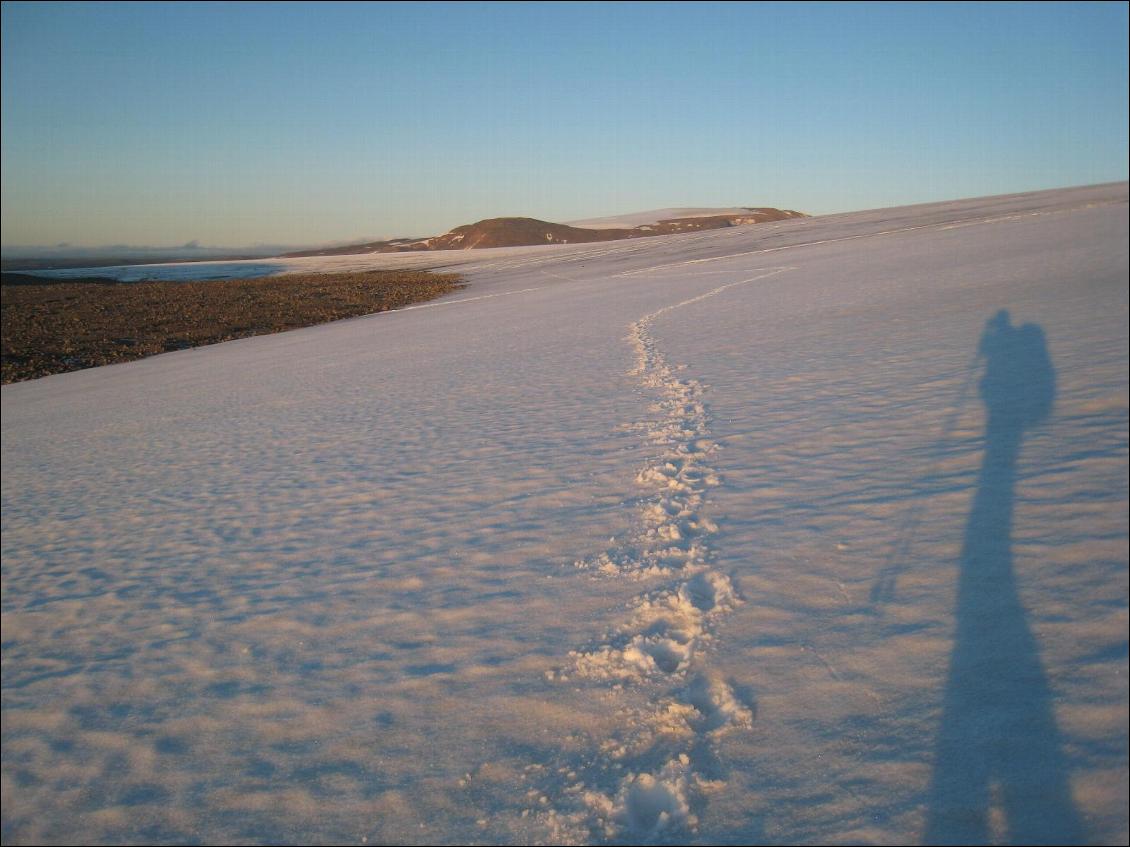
left=2, top=183, right=1126, bottom=845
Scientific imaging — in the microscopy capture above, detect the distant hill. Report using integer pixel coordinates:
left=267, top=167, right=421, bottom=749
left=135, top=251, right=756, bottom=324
left=282, top=208, right=806, bottom=258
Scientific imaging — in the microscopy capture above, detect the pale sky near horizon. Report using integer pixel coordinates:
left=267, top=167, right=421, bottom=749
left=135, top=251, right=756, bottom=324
left=2, top=1, right=1127, bottom=249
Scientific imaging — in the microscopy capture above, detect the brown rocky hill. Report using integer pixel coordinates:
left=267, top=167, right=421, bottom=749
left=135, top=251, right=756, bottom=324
left=283, top=208, right=806, bottom=258
left=429, top=217, right=633, bottom=249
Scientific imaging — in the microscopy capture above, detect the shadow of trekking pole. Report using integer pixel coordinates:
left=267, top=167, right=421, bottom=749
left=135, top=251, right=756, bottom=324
left=870, top=352, right=979, bottom=605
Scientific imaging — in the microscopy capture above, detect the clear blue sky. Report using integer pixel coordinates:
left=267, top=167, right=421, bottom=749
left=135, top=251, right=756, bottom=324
left=2, top=1, right=1127, bottom=248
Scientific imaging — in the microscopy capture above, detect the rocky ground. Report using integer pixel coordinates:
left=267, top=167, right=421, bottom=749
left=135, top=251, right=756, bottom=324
left=1, top=269, right=463, bottom=383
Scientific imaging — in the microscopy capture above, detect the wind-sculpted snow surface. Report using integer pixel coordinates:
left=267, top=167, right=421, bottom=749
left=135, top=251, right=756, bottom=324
left=2, top=183, right=1127, bottom=845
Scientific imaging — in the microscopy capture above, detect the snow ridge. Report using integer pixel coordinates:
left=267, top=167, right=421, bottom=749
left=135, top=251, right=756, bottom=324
left=532, top=267, right=792, bottom=843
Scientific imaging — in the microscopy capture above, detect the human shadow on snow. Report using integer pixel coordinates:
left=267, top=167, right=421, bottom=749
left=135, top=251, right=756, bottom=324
left=924, top=310, right=1083, bottom=845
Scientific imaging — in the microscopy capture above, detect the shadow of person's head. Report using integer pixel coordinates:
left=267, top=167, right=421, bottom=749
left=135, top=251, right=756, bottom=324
left=978, top=309, right=1055, bottom=432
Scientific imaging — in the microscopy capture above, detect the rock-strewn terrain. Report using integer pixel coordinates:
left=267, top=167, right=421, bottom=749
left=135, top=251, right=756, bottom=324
left=1, top=269, right=462, bottom=383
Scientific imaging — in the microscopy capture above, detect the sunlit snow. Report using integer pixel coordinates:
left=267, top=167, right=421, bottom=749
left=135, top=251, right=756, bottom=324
left=2, top=183, right=1126, bottom=845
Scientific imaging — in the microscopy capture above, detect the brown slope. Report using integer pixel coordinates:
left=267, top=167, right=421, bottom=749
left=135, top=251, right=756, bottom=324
left=428, top=217, right=635, bottom=249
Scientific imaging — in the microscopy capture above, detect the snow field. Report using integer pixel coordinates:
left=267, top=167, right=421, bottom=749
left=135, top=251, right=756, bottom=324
left=529, top=275, right=790, bottom=839
left=2, top=183, right=1126, bottom=845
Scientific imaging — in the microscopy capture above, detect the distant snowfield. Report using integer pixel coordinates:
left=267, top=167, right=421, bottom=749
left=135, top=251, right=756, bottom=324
left=565, top=208, right=764, bottom=229
left=2, top=183, right=1127, bottom=845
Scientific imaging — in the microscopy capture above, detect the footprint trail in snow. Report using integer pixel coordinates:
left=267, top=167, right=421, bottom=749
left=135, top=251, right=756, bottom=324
left=527, top=267, right=792, bottom=843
